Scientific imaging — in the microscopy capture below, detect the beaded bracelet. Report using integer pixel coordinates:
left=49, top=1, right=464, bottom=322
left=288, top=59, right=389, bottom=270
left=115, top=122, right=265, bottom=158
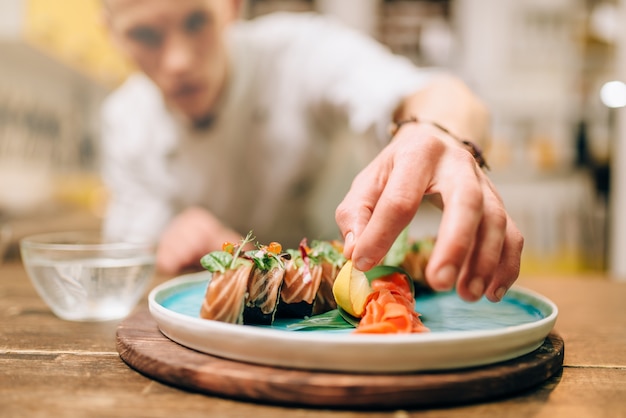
left=389, top=116, right=490, bottom=170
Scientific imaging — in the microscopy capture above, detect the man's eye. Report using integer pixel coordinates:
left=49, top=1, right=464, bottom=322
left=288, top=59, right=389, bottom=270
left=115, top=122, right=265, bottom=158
left=184, top=11, right=208, bottom=33
left=128, top=27, right=162, bottom=47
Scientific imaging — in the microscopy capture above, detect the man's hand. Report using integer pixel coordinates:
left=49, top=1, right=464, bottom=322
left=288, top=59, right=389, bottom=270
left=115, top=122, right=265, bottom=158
left=335, top=123, right=524, bottom=302
left=156, top=207, right=242, bottom=275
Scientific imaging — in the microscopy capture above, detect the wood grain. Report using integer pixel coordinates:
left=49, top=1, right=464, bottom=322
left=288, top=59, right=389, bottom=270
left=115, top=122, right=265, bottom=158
left=516, top=276, right=626, bottom=367
left=3, top=352, right=626, bottom=418
left=3, top=261, right=626, bottom=417
left=116, top=310, right=564, bottom=408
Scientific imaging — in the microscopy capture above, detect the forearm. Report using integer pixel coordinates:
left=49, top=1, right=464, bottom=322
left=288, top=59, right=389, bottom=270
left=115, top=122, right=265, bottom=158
left=392, top=74, right=490, bottom=150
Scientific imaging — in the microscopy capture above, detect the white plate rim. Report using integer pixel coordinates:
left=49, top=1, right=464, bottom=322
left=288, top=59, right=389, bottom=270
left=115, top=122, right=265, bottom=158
left=148, top=271, right=558, bottom=372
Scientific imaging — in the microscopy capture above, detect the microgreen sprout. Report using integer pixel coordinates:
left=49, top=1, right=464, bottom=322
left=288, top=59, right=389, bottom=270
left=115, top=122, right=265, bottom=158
left=230, top=230, right=255, bottom=269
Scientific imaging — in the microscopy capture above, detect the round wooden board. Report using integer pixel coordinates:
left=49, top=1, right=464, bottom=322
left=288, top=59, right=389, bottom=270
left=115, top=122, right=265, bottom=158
left=116, top=310, right=564, bottom=409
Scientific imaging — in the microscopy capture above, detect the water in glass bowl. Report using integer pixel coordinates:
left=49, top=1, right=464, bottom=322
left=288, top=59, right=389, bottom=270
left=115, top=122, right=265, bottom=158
left=24, top=255, right=156, bottom=321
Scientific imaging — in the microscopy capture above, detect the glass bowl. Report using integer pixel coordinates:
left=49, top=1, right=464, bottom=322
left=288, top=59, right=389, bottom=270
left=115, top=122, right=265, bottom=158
left=20, top=231, right=156, bottom=321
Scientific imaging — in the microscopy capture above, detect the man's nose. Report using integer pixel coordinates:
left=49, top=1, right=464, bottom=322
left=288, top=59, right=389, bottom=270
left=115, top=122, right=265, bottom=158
left=161, top=33, right=195, bottom=75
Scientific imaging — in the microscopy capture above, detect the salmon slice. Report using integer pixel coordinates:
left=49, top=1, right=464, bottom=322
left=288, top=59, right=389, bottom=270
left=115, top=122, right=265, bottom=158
left=277, top=260, right=322, bottom=318
left=280, top=259, right=322, bottom=304
left=355, top=272, right=429, bottom=334
left=200, top=264, right=252, bottom=324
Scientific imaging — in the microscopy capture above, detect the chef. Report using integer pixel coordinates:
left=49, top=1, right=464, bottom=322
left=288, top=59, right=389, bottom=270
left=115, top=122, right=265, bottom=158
left=101, top=0, right=523, bottom=302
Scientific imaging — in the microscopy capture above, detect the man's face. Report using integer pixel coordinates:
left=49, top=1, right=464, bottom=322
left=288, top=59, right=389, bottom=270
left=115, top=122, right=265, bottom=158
left=106, top=0, right=239, bottom=121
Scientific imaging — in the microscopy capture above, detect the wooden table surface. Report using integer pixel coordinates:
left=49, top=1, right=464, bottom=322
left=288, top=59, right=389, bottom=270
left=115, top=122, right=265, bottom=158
left=1, top=261, right=625, bottom=418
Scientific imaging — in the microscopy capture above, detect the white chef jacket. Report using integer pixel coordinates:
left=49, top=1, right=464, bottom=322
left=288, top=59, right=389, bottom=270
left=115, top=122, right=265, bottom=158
left=100, top=12, right=430, bottom=249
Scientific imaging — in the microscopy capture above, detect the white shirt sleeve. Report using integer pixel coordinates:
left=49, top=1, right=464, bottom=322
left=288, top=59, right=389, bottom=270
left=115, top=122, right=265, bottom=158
left=99, top=75, right=178, bottom=244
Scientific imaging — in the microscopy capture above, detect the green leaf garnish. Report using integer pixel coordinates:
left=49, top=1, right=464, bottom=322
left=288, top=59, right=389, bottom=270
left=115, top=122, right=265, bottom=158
left=199, top=231, right=256, bottom=273
left=308, top=240, right=346, bottom=267
left=286, top=309, right=354, bottom=331
left=336, top=306, right=360, bottom=327
left=246, top=243, right=286, bottom=271
left=200, top=251, right=232, bottom=274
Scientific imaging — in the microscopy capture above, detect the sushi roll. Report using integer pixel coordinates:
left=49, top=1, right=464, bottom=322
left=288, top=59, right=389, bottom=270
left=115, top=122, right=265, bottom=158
left=199, top=233, right=287, bottom=326
left=275, top=239, right=323, bottom=318
left=200, top=234, right=347, bottom=325
left=243, top=242, right=286, bottom=325
left=199, top=233, right=255, bottom=324
left=307, top=240, right=347, bottom=315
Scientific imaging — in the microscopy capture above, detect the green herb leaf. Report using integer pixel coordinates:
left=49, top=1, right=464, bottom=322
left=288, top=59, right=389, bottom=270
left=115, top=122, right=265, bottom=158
left=287, top=309, right=354, bottom=331
left=200, top=251, right=232, bottom=274
left=309, top=240, right=346, bottom=267
left=246, top=248, right=285, bottom=271
left=337, top=306, right=360, bottom=327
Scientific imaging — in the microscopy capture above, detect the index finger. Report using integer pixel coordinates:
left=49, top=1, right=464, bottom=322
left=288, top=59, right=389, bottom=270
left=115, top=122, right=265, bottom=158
left=349, top=156, right=429, bottom=271
left=335, top=164, right=385, bottom=261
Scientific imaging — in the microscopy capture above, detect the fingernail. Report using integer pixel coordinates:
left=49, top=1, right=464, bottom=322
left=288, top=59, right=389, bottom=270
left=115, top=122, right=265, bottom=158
left=354, top=257, right=372, bottom=272
left=435, top=265, right=457, bottom=290
left=495, top=286, right=507, bottom=301
left=345, top=231, right=354, bottom=246
left=468, top=278, right=484, bottom=299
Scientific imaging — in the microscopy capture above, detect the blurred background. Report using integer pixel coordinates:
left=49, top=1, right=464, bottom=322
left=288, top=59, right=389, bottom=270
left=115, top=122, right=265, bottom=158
left=1, top=0, right=626, bottom=278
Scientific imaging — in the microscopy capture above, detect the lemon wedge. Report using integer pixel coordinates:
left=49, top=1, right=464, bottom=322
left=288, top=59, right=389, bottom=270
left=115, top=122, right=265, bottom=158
left=332, top=260, right=372, bottom=318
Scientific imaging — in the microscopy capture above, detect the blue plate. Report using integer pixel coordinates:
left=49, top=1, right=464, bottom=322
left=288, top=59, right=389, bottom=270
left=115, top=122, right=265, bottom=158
left=149, top=271, right=558, bottom=372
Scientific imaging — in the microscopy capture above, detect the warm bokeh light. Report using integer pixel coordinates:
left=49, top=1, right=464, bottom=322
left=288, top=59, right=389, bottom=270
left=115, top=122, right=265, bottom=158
left=24, top=0, right=131, bottom=86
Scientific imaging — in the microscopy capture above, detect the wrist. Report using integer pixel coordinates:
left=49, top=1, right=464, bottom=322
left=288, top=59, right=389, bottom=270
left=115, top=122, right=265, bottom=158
left=389, top=116, right=489, bottom=170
